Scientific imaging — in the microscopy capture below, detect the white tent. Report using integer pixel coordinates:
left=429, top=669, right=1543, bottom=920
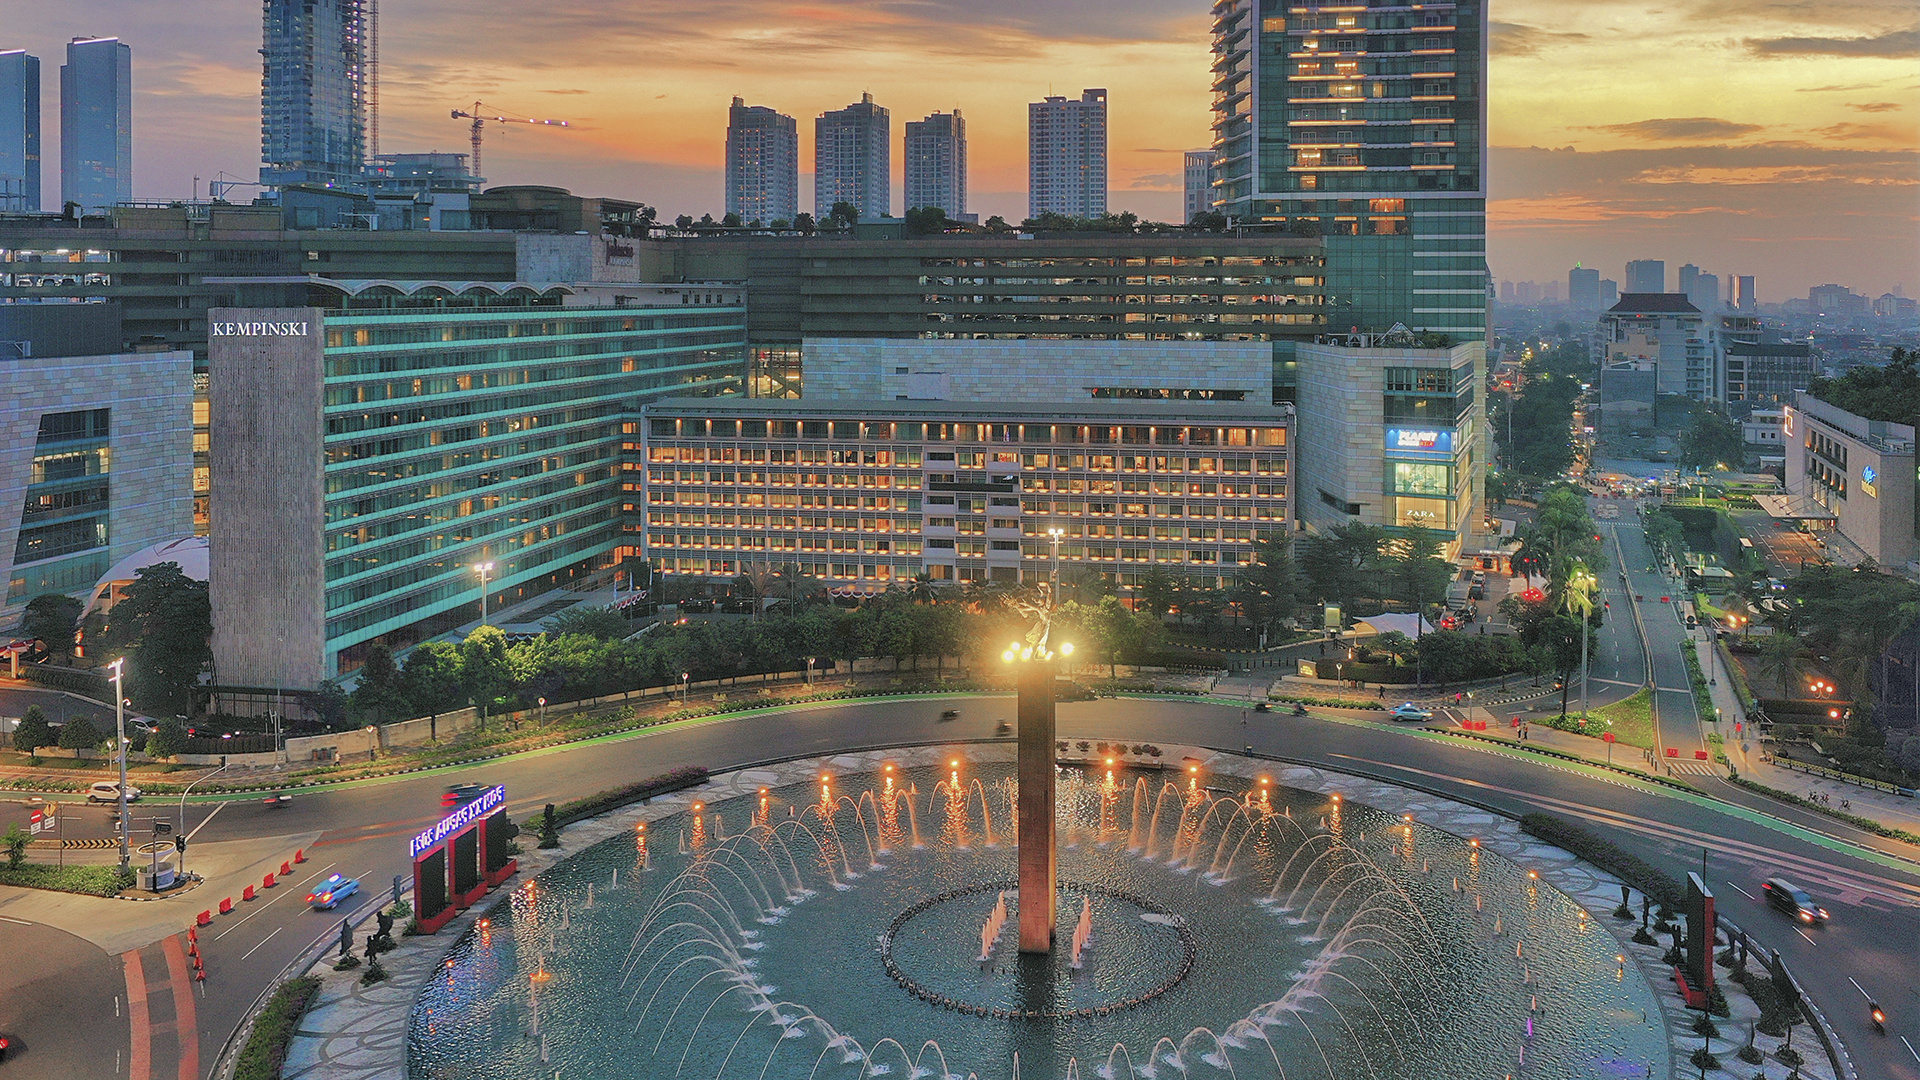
left=1355, top=612, right=1438, bottom=638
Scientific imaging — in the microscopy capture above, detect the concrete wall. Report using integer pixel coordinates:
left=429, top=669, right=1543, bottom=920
left=801, top=338, right=1273, bottom=404
left=0, top=348, right=195, bottom=624
left=207, top=308, right=328, bottom=698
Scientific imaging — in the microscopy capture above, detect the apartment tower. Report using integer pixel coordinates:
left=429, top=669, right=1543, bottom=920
left=725, top=97, right=799, bottom=223
left=904, top=110, right=967, bottom=218
left=0, top=50, right=39, bottom=211
left=1028, top=89, right=1107, bottom=220
left=261, top=0, right=368, bottom=188
left=815, top=93, right=889, bottom=221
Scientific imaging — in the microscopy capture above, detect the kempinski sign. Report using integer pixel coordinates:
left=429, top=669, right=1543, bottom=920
left=209, top=321, right=311, bottom=337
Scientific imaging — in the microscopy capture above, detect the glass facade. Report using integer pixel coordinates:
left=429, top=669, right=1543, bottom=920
left=261, top=0, right=367, bottom=187
left=8, top=407, right=112, bottom=601
left=1210, top=0, right=1488, bottom=338
left=634, top=406, right=1291, bottom=590
left=319, top=301, right=745, bottom=670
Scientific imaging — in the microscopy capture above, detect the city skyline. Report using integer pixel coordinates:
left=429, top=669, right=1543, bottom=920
left=0, top=0, right=1911, bottom=295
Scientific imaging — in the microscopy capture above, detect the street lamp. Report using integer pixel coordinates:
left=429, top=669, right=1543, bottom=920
left=681, top=671, right=690, bottom=705
left=805, top=657, right=815, bottom=687
left=177, top=761, right=230, bottom=882
left=537, top=697, right=546, bottom=729
left=108, top=658, right=129, bottom=871
left=472, top=561, right=496, bottom=623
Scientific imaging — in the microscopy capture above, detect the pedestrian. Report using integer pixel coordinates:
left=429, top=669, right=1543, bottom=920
left=1377, top=685, right=1384, bottom=699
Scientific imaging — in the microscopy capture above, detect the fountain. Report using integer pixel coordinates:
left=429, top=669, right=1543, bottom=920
left=411, top=754, right=1667, bottom=1080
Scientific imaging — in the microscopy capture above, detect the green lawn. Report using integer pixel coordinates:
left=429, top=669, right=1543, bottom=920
left=0, top=863, right=134, bottom=896
left=1549, top=687, right=1657, bottom=750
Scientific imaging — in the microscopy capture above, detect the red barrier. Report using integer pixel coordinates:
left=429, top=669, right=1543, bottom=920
left=217, top=897, right=233, bottom=915
left=195, top=909, right=212, bottom=927
left=242, top=884, right=256, bottom=901
left=263, top=872, right=277, bottom=889
left=1695, top=750, right=1709, bottom=760
left=1665, top=747, right=1679, bottom=758
left=293, top=848, right=306, bottom=864
left=194, top=967, right=206, bottom=982
left=192, top=952, right=203, bottom=970
left=280, top=861, right=292, bottom=877
left=186, top=927, right=197, bottom=943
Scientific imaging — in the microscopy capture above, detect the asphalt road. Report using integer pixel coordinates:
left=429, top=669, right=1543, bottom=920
left=74, top=695, right=1893, bottom=1080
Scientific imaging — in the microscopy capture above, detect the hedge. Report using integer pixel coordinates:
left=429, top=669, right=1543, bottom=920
left=1519, top=811, right=1684, bottom=909
left=0, top=863, right=134, bottom=896
left=234, top=975, right=322, bottom=1080
left=1726, top=775, right=1920, bottom=846
left=553, top=765, right=710, bottom=828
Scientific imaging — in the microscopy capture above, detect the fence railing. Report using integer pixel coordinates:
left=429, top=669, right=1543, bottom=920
left=1769, top=755, right=1914, bottom=796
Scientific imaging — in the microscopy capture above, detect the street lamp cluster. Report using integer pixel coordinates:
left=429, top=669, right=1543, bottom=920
left=1003, top=640, right=1073, bottom=663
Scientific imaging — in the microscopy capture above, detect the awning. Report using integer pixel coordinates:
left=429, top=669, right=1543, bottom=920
left=1753, top=493, right=1836, bottom=522
left=1355, top=612, right=1439, bottom=637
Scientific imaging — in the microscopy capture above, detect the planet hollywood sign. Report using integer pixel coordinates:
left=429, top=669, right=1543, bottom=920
left=410, top=784, right=506, bottom=858
left=209, top=321, right=312, bottom=337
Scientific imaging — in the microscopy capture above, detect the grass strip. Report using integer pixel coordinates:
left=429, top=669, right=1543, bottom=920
left=1519, top=810, right=1685, bottom=909
left=234, top=975, right=322, bottom=1080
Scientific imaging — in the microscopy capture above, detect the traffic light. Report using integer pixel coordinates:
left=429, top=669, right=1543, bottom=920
left=174, top=836, right=187, bottom=853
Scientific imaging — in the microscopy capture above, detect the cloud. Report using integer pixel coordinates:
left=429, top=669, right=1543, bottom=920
left=1490, top=21, right=1590, bottom=57
left=1591, top=117, right=1764, bottom=141
left=1848, top=101, right=1904, bottom=112
left=1808, top=121, right=1910, bottom=141
left=1747, top=28, right=1920, bottom=58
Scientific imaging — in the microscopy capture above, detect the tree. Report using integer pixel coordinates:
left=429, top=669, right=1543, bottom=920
left=904, top=206, right=952, bottom=235
left=1484, top=467, right=1512, bottom=510
left=1299, top=523, right=1387, bottom=611
left=395, top=641, right=466, bottom=716
left=1391, top=528, right=1455, bottom=614
left=793, top=212, right=815, bottom=235
left=57, top=715, right=101, bottom=751
left=144, top=718, right=187, bottom=760
left=983, top=214, right=1011, bottom=232
left=349, top=643, right=409, bottom=724
left=2, top=823, right=28, bottom=870
left=99, top=562, right=212, bottom=717
left=459, top=627, right=516, bottom=720
left=1138, top=564, right=1177, bottom=619
left=721, top=211, right=742, bottom=228
left=1680, top=403, right=1745, bottom=472
left=1187, top=210, right=1228, bottom=231
left=544, top=606, right=630, bottom=641
left=1510, top=599, right=1584, bottom=714
left=673, top=214, right=693, bottom=230
left=1236, top=537, right=1302, bottom=634
left=1756, top=633, right=1802, bottom=699
left=22, top=593, right=82, bottom=661
left=11, top=705, right=52, bottom=755
left=828, top=201, right=859, bottom=229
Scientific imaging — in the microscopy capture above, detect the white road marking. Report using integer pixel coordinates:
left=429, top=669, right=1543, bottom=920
left=1848, top=976, right=1873, bottom=1000
left=239, top=925, right=282, bottom=962
left=185, top=801, right=226, bottom=841
left=1900, top=1035, right=1917, bottom=1063
left=1794, top=926, right=1818, bottom=946
left=214, top=861, right=336, bottom=940
left=0, top=914, right=32, bottom=925
left=1725, top=881, right=1756, bottom=901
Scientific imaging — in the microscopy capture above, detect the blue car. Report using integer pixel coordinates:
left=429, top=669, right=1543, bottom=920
left=306, top=873, right=359, bottom=910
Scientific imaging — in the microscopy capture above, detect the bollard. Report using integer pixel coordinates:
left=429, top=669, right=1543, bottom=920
left=280, top=861, right=293, bottom=877
left=293, top=848, right=306, bottom=864
left=243, top=884, right=256, bottom=901
left=263, top=872, right=277, bottom=889
left=218, top=897, right=233, bottom=915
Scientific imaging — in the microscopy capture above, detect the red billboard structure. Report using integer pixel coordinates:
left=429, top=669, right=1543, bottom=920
left=411, top=784, right=517, bottom=934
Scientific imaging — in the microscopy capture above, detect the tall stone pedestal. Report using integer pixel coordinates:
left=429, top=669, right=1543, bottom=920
left=1017, top=659, right=1057, bottom=953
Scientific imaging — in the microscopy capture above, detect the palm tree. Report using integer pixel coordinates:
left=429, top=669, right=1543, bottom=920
left=1756, top=633, right=1802, bottom=699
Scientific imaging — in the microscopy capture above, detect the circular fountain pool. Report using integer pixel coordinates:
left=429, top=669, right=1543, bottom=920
left=410, top=754, right=1666, bottom=1079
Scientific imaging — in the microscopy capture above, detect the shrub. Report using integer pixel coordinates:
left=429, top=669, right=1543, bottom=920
left=0, top=863, right=133, bottom=896
left=1737, top=1045, right=1764, bottom=1065
left=332, top=954, right=361, bottom=971
left=1, top=824, right=28, bottom=870
left=537, top=804, right=560, bottom=848
left=1692, top=1016, right=1720, bottom=1039
left=1775, top=1046, right=1802, bottom=1068
left=1518, top=812, right=1684, bottom=908
left=1689, top=1047, right=1718, bottom=1071
left=386, top=899, right=412, bottom=919
left=233, top=975, right=322, bottom=1080
left=11, top=706, right=52, bottom=754
left=1706, top=984, right=1730, bottom=1018
left=360, top=957, right=388, bottom=985
left=551, top=766, right=710, bottom=828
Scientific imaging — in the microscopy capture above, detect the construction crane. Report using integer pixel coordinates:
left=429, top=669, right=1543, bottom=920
left=449, top=102, right=569, bottom=183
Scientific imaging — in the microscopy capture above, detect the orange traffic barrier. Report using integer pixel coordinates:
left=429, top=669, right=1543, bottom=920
left=217, top=898, right=233, bottom=915
left=196, top=909, right=212, bottom=927
left=186, top=926, right=197, bottom=943
left=293, top=848, right=306, bottom=864
left=242, top=884, right=256, bottom=901
left=192, top=952, right=203, bottom=971
left=280, top=861, right=292, bottom=877
left=263, top=872, right=277, bottom=889
left=194, top=967, right=206, bottom=982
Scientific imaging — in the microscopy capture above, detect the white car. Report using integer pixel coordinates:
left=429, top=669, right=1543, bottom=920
left=86, top=780, right=142, bottom=803
left=1388, top=703, right=1434, bottom=722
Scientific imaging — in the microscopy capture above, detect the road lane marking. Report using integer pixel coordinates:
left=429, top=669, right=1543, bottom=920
left=1795, top=926, right=1818, bottom=945
left=1726, top=881, right=1756, bottom=900
left=1901, top=1035, right=1917, bottom=1062
left=0, top=914, right=31, bottom=925
left=161, top=933, right=199, bottom=1080
left=184, top=801, right=226, bottom=841
left=121, top=949, right=150, bottom=1080
left=213, top=861, right=335, bottom=941
left=1848, top=976, right=1873, bottom=999
left=239, top=925, right=282, bottom=962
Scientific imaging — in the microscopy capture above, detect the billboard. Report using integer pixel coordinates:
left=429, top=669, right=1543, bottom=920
left=1386, top=428, right=1453, bottom=455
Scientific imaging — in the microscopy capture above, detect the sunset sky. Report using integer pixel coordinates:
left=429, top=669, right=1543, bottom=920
left=6, top=0, right=1916, bottom=300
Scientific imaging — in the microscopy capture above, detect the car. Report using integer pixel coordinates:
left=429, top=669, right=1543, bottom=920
left=720, top=598, right=755, bottom=615
left=1761, top=877, right=1828, bottom=924
left=86, top=780, right=141, bottom=803
left=1388, top=703, right=1434, bottom=722
left=679, top=598, right=716, bottom=613
left=306, top=873, right=360, bottom=910
left=442, top=783, right=491, bottom=809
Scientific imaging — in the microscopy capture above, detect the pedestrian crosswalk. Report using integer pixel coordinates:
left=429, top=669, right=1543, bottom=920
left=1664, top=759, right=1722, bottom=776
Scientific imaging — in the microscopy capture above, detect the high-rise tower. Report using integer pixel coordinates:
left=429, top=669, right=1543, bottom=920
left=0, top=51, right=39, bottom=211
left=60, top=37, right=131, bottom=214
left=1184, top=150, right=1213, bottom=222
left=726, top=97, right=798, bottom=223
left=904, top=110, right=967, bottom=218
left=261, top=0, right=367, bottom=188
left=815, top=93, right=889, bottom=222
left=1625, top=259, right=1665, bottom=294
left=1028, top=89, right=1107, bottom=220
left=1209, top=2, right=1487, bottom=338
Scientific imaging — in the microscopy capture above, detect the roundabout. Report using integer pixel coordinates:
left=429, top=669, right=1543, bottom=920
left=406, top=744, right=1674, bottom=1080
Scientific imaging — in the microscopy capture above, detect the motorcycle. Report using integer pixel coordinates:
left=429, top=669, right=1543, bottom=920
left=1871, top=1002, right=1886, bottom=1035
left=1292, top=703, right=1309, bottom=716
left=262, top=792, right=291, bottom=809
left=995, top=721, right=1012, bottom=736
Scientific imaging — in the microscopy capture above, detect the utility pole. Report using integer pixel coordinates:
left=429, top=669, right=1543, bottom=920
left=109, top=659, right=129, bottom=872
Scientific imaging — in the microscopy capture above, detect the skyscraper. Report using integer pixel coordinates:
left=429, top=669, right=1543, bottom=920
left=261, top=0, right=367, bottom=188
left=1208, top=2, right=1488, bottom=338
left=1687, top=270, right=1720, bottom=313
left=1028, top=89, right=1107, bottom=220
left=60, top=37, right=131, bottom=214
left=815, top=93, right=889, bottom=222
left=904, top=110, right=966, bottom=218
left=1569, top=266, right=1600, bottom=310
left=1183, top=150, right=1213, bottom=222
left=1734, top=275, right=1757, bottom=311
left=1624, top=259, right=1665, bottom=294
left=726, top=97, right=798, bottom=223
left=0, top=51, right=39, bottom=212
left=1678, top=263, right=1700, bottom=298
